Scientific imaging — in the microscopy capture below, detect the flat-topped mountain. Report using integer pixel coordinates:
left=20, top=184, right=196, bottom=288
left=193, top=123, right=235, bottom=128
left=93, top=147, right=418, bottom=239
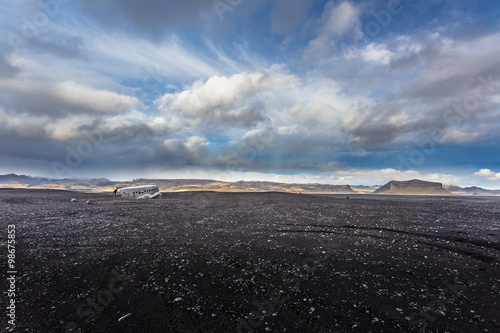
left=374, top=179, right=452, bottom=195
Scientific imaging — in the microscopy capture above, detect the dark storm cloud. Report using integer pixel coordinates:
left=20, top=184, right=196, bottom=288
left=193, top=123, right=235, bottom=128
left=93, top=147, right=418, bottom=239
left=74, top=135, right=213, bottom=172
left=0, top=135, right=71, bottom=162
left=75, top=0, right=216, bottom=40
left=0, top=80, right=137, bottom=117
left=344, top=102, right=430, bottom=145
left=154, top=138, right=211, bottom=167
left=95, top=124, right=156, bottom=144
left=0, top=115, right=176, bottom=177
left=0, top=112, right=47, bottom=141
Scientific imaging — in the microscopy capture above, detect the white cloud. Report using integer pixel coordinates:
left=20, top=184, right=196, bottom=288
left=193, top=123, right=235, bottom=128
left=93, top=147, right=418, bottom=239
left=157, top=71, right=275, bottom=129
left=100, top=110, right=146, bottom=133
left=44, top=115, right=96, bottom=140
left=473, top=169, right=500, bottom=181
left=186, top=136, right=209, bottom=149
left=440, top=129, right=484, bottom=144
left=90, top=31, right=227, bottom=80
left=361, top=43, right=394, bottom=64
left=163, top=138, right=184, bottom=151
left=146, top=117, right=171, bottom=135
left=158, top=71, right=286, bottom=118
left=163, top=136, right=210, bottom=165
left=323, top=1, right=359, bottom=37
left=400, top=31, right=500, bottom=102
left=305, top=1, right=360, bottom=60
left=155, top=67, right=370, bottom=157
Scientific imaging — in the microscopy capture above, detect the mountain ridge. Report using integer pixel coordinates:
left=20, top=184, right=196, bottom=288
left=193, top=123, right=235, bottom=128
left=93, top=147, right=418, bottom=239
left=444, top=185, right=500, bottom=196
left=1, top=174, right=499, bottom=196
left=0, top=174, right=354, bottom=194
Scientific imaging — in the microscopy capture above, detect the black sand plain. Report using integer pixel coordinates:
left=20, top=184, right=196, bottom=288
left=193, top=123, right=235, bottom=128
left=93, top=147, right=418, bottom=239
left=1, top=189, right=499, bottom=333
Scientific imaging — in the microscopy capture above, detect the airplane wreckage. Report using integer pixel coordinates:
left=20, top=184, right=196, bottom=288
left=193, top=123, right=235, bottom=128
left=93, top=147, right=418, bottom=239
left=118, top=185, right=162, bottom=199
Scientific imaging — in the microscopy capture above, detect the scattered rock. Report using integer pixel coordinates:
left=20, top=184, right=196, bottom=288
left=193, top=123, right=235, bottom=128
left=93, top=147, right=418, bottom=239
left=118, top=313, right=132, bottom=322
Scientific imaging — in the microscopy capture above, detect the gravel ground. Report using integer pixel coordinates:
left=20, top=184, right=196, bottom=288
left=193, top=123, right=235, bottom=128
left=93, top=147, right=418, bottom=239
left=1, top=189, right=499, bottom=333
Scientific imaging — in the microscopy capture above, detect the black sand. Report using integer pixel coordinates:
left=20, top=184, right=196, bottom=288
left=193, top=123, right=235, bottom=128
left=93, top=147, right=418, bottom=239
left=1, top=189, right=499, bottom=332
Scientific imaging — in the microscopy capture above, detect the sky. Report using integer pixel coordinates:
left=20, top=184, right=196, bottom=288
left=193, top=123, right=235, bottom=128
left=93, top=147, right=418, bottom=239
left=0, top=0, right=499, bottom=188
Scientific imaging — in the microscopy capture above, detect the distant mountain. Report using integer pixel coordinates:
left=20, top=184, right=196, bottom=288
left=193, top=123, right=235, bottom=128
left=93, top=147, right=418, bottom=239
left=350, top=185, right=381, bottom=193
left=444, top=185, right=500, bottom=196
left=0, top=173, right=49, bottom=184
left=129, top=179, right=355, bottom=193
left=0, top=174, right=112, bottom=191
left=5, top=174, right=498, bottom=196
left=0, top=174, right=353, bottom=193
left=351, top=185, right=380, bottom=189
left=374, top=179, right=452, bottom=195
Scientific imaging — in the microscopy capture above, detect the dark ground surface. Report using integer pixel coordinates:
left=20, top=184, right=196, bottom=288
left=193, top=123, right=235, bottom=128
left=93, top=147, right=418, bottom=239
left=1, top=189, right=499, bottom=333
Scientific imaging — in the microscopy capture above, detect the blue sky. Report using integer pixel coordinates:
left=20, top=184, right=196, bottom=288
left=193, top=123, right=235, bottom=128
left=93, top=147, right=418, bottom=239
left=1, top=0, right=499, bottom=187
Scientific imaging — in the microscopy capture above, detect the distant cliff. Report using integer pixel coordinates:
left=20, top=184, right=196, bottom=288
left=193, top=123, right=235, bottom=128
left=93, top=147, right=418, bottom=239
left=374, top=179, right=452, bottom=195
